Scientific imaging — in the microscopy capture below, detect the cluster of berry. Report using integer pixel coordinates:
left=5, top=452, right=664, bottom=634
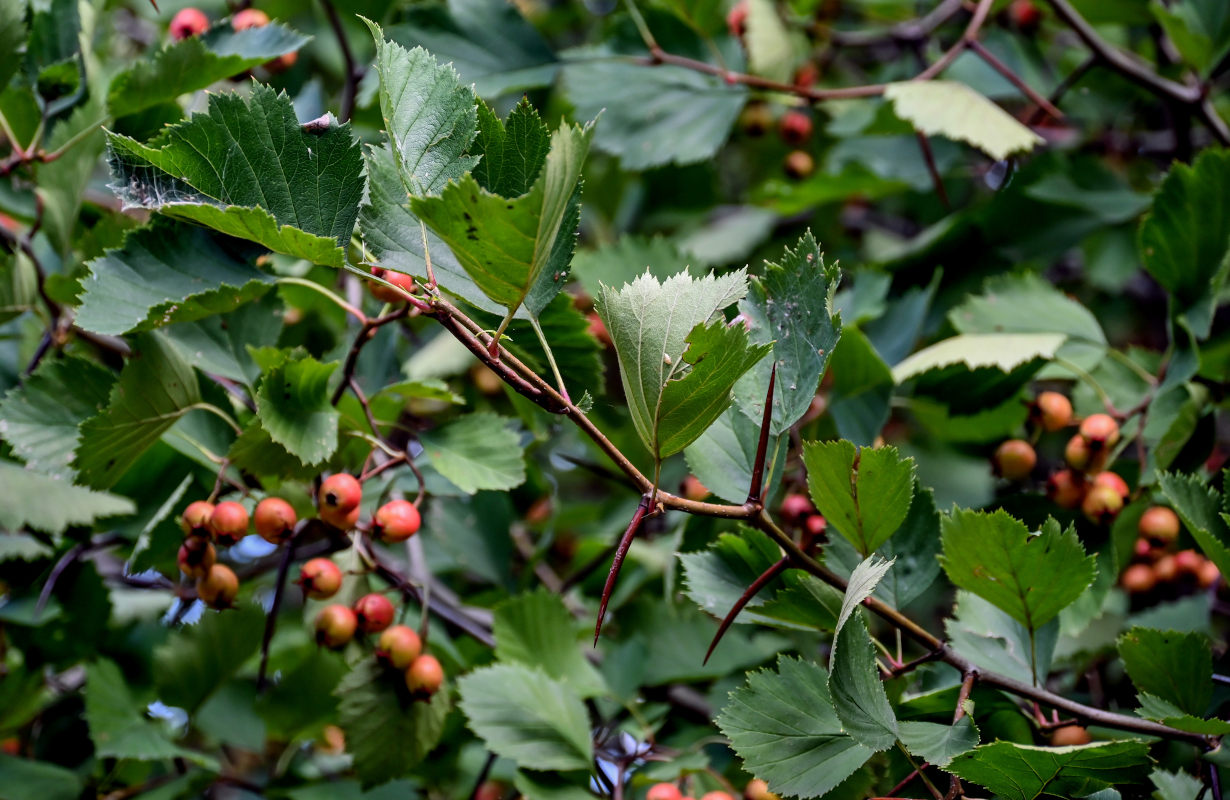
left=1122, top=507, right=1220, bottom=596
left=168, top=6, right=297, bottom=72
left=648, top=778, right=777, bottom=800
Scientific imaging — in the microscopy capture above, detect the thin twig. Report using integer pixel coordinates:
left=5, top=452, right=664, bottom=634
left=256, top=531, right=299, bottom=691
left=319, top=0, right=364, bottom=122
left=916, top=133, right=950, bottom=210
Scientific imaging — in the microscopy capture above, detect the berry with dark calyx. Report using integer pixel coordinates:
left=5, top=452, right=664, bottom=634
left=178, top=537, right=216, bottom=579
left=804, top=514, right=827, bottom=538
left=1173, top=549, right=1202, bottom=576
left=254, top=497, right=297, bottom=544
left=1033, top=391, right=1073, bottom=432
left=1198, top=560, right=1221, bottom=588
left=1133, top=537, right=1158, bottom=561
left=231, top=8, right=270, bottom=30
left=376, top=624, right=422, bottom=669
left=1064, top=434, right=1093, bottom=472
left=1138, top=506, right=1180, bottom=545
left=739, top=102, right=774, bottom=137
left=353, top=593, right=395, bottom=634
left=181, top=500, right=215, bottom=534
left=1046, top=469, right=1085, bottom=509
left=299, top=557, right=343, bottom=600
left=701, top=793, right=735, bottom=800
left=993, top=439, right=1036, bottom=480
left=1153, top=554, right=1177, bottom=583
left=474, top=782, right=505, bottom=800
left=1049, top=725, right=1091, bottom=746
left=405, top=654, right=444, bottom=698
left=197, top=564, right=239, bottom=609
left=1091, top=471, right=1129, bottom=499
left=745, top=779, right=778, bottom=800
left=315, top=604, right=358, bottom=649
left=373, top=499, right=421, bottom=543
left=793, top=62, right=819, bottom=90
left=780, top=493, right=814, bottom=524
left=170, top=7, right=210, bottom=39
left=1081, top=483, right=1123, bottom=524
left=726, top=0, right=749, bottom=37
left=369, top=266, right=418, bottom=303
left=648, top=785, right=684, bottom=800
left=1079, top=413, right=1120, bottom=448
left=210, top=501, right=250, bottom=546
left=319, top=473, right=362, bottom=530
left=1121, top=563, right=1156, bottom=593
left=783, top=150, right=815, bottom=180
left=778, top=110, right=813, bottom=146
left=1010, top=0, right=1042, bottom=32
left=682, top=475, right=710, bottom=502
left=265, top=50, right=298, bottom=73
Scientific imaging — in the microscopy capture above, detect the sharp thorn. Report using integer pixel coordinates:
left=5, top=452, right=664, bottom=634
left=703, top=557, right=788, bottom=665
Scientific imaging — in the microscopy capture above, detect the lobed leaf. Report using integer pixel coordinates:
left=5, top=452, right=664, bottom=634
left=802, top=440, right=915, bottom=556
left=948, top=740, right=1152, bottom=800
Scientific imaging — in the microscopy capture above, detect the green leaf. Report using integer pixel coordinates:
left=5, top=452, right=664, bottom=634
left=253, top=349, right=339, bottom=467
left=947, top=740, right=1152, bottom=800
left=77, top=219, right=272, bottom=336
left=745, top=0, right=794, bottom=82
left=898, top=717, right=979, bottom=768
left=74, top=333, right=203, bottom=489
left=684, top=405, right=786, bottom=504
left=826, top=326, right=893, bottom=446
left=1158, top=471, right=1230, bottom=579
left=733, top=231, right=841, bottom=436
left=335, top=659, right=451, bottom=788
left=1118, top=628, right=1212, bottom=717
left=492, top=590, right=606, bottom=697
left=457, top=663, right=593, bottom=771
left=0, top=356, right=115, bottom=479
left=940, top=511, right=1096, bottom=632
left=571, top=236, right=690, bottom=301
left=561, top=49, right=746, bottom=169
left=1150, top=0, right=1230, bottom=76
left=412, top=115, right=593, bottom=320
left=154, top=604, right=264, bottom=712
left=1135, top=694, right=1230, bottom=734
left=473, top=98, right=551, bottom=198
left=107, top=23, right=311, bottom=118
left=893, top=332, right=1067, bottom=383
left=884, top=81, right=1045, bottom=160
left=106, top=84, right=364, bottom=266
left=946, top=591, right=1057, bottom=685
left=0, top=754, right=82, bottom=800
left=0, top=1, right=26, bottom=89
left=0, top=533, right=54, bottom=563
left=1138, top=148, right=1230, bottom=336
left=379, top=0, right=558, bottom=99
left=828, top=556, right=898, bottom=751
left=596, top=269, right=750, bottom=459
left=0, top=461, right=135, bottom=535
left=716, top=655, right=874, bottom=799
left=802, top=440, right=915, bottom=556
left=364, top=20, right=479, bottom=196
left=418, top=412, right=526, bottom=494
left=1151, top=768, right=1205, bottom=800
left=654, top=318, right=772, bottom=457
left=85, top=660, right=214, bottom=766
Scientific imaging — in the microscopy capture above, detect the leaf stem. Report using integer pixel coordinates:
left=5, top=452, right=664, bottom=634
left=276, top=276, right=367, bottom=323
left=527, top=314, right=570, bottom=403
left=188, top=402, right=244, bottom=436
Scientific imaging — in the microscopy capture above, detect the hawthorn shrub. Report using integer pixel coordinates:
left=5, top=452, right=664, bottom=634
left=0, top=1, right=1228, bottom=799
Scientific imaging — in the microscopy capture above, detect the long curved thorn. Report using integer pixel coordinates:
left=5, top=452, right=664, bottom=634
left=746, top=363, right=777, bottom=504
left=594, top=498, right=650, bottom=646
left=704, top=556, right=789, bottom=665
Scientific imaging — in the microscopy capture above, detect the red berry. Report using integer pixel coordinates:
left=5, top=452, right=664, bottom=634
left=169, top=7, right=209, bottom=39
left=405, top=654, right=444, bottom=698
left=353, top=593, right=395, bottom=634
left=1033, top=391, right=1073, bottom=432
left=231, top=8, right=270, bottom=30
left=315, top=604, right=358, bottom=648
left=1133, top=537, right=1157, bottom=560
left=181, top=500, right=215, bottom=534
left=377, top=624, right=422, bottom=669
left=1046, top=469, right=1085, bottom=509
left=369, top=266, right=418, bottom=303
left=780, top=493, right=814, bottom=523
left=1079, top=413, right=1121, bottom=448
left=1092, top=471, right=1129, bottom=499
left=319, top=474, right=362, bottom=530
left=474, top=782, right=505, bottom=800
left=793, top=63, right=819, bottom=90
left=804, top=514, right=827, bottom=537
left=1049, top=725, right=1091, bottom=746
left=744, top=779, right=778, bottom=800
left=1010, top=0, right=1042, bottom=31
left=210, top=501, right=250, bottom=546
left=1121, top=563, right=1156, bottom=594
left=682, top=476, right=710, bottom=502
left=993, top=439, right=1036, bottom=481
left=783, top=150, right=815, bottom=179
left=726, top=1, right=748, bottom=37
left=197, top=564, right=239, bottom=609
left=1082, top=484, right=1123, bottom=524
left=299, top=558, right=343, bottom=600
left=254, top=497, right=297, bottom=544
left=648, top=785, right=684, bottom=800
left=265, top=50, right=298, bottom=73
left=178, top=537, right=216, bottom=579
left=778, top=111, right=813, bottom=146
left=701, top=794, right=735, bottom=800
left=1198, top=560, right=1221, bottom=588
left=373, top=499, right=421, bottom=543
left=1138, top=506, right=1180, bottom=545
left=587, top=312, right=611, bottom=346
left=1174, top=549, right=1203, bottom=576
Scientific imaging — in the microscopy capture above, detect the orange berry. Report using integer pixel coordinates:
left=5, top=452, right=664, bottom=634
left=210, top=501, right=250, bottom=546
left=993, top=439, right=1037, bottom=480
left=1049, top=725, right=1091, bottom=746
left=405, top=654, right=444, bottom=698
left=1046, top=469, right=1085, bottom=509
left=197, top=564, right=239, bottom=609
left=177, top=537, right=216, bottom=579
left=1033, top=391, right=1073, bottom=432
left=170, top=7, right=210, bottom=39
left=682, top=475, right=710, bottom=501
left=1153, top=555, right=1178, bottom=583
left=353, top=593, right=395, bottom=634
left=778, top=111, right=813, bottom=146
left=1198, top=560, right=1221, bottom=588
left=1079, top=413, right=1120, bottom=448
left=745, top=780, right=778, bottom=800
left=299, top=558, right=343, bottom=600
left=373, top=499, right=421, bottom=543
left=648, top=784, right=684, bottom=800
left=377, top=625, right=422, bottom=669
left=254, top=497, right=297, bottom=544
left=1121, top=563, right=1156, bottom=593
left=315, top=604, right=358, bottom=649
left=1092, top=471, right=1129, bottom=499
left=783, top=150, right=815, bottom=179
left=181, top=500, right=215, bottom=534
left=1174, top=549, right=1202, bottom=576
left=231, top=8, right=270, bottom=30
left=1138, top=506, right=1180, bottom=545
left=1082, top=484, right=1124, bottom=524
left=319, top=474, right=361, bottom=530
left=369, top=266, right=418, bottom=303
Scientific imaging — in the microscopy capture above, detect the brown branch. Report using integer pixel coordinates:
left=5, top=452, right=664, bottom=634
left=968, top=40, right=1064, bottom=120
left=256, top=530, right=299, bottom=691
left=319, top=0, right=364, bottom=122
left=916, top=132, right=951, bottom=211
left=831, top=0, right=965, bottom=46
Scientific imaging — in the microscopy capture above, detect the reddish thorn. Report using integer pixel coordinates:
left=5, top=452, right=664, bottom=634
left=746, top=364, right=777, bottom=503
left=594, top=499, right=649, bottom=645
left=704, top=557, right=788, bottom=664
